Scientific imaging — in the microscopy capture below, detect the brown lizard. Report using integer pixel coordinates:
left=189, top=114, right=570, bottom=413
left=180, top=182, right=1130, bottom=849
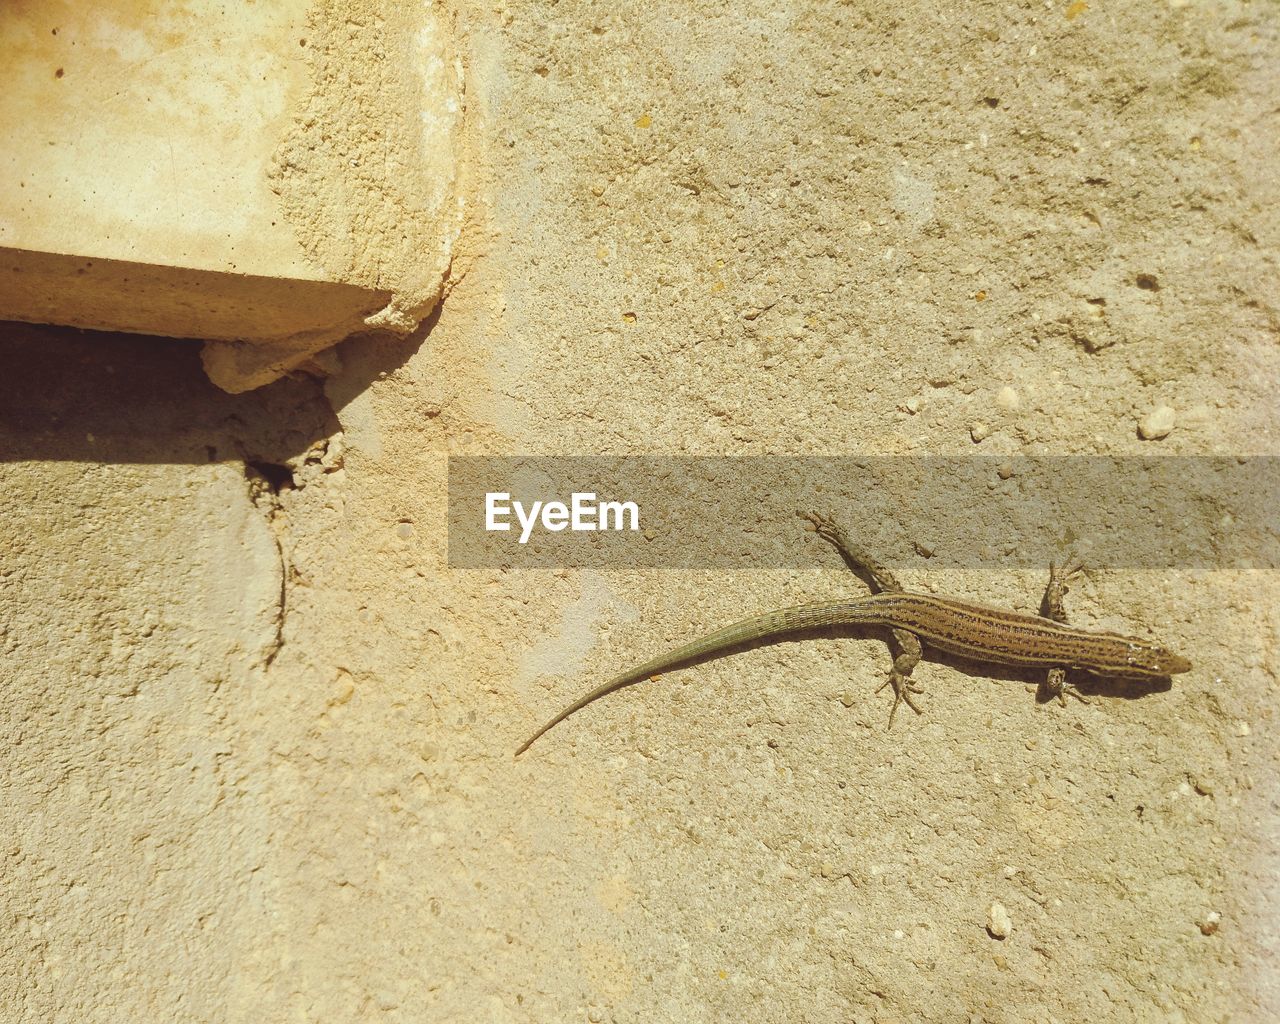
left=515, top=511, right=1191, bottom=755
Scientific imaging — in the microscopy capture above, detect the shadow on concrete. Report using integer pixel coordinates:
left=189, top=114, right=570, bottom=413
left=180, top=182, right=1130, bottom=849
left=319, top=300, right=441, bottom=420
left=0, top=321, right=342, bottom=466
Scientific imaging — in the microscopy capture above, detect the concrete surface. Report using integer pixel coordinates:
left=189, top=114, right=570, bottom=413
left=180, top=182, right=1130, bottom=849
left=0, top=1, right=462, bottom=392
left=2, top=1, right=1278, bottom=1022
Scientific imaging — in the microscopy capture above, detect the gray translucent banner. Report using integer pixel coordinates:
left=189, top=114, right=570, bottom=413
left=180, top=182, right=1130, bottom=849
left=447, top=456, right=1278, bottom=569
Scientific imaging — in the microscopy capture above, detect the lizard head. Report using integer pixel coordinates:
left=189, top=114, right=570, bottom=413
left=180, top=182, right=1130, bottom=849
left=1100, top=640, right=1192, bottom=679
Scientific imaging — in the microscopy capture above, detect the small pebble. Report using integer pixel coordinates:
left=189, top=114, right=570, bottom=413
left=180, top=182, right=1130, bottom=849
left=997, top=462, right=1014, bottom=480
left=996, top=386, right=1020, bottom=411
left=1199, top=911, right=1221, bottom=936
left=904, top=396, right=923, bottom=415
left=1138, top=405, right=1176, bottom=440
left=839, top=691, right=857, bottom=708
left=913, top=539, right=935, bottom=558
left=987, top=901, right=1012, bottom=939
left=970, top=421, right=992, bottom=443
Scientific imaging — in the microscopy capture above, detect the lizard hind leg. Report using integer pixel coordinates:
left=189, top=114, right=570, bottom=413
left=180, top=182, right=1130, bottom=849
left=800, top=511, right=924, bottom=724
left=875, top=628, right=925, bottom=726
left=801, top=510, right=905, bottom=593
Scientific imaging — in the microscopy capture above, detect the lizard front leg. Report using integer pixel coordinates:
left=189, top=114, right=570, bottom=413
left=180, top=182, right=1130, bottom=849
left=1041, top=552, right=1090, bottom=706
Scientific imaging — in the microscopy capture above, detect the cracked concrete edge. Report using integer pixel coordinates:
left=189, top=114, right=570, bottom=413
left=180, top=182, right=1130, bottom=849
left=203, top=0, right=470, bottom=394
left=201, top=324, right=365, bottom=395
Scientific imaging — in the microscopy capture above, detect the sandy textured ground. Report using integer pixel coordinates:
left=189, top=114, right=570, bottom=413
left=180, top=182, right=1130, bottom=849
left=2, top=1, right=1278, bottom=1021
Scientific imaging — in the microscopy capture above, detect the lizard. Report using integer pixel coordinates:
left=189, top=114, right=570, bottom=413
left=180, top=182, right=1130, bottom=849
left=515, top=511, right=1191, bottom=756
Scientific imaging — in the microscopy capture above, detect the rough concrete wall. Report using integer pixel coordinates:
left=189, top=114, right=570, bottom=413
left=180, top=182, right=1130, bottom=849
left=411, top=4, right=1280, bottom=1019
left=206, top=0, right=467, bottom=391
left=0, top=328, right=342, bottom=1022
left=1, top=461, right=276, bottom=1022
left=2, top=1, right=1278, bottom=1022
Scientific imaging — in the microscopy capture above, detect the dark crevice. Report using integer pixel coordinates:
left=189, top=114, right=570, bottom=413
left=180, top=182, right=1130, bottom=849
left=0, top=321, right=341, bottom=465
left=246, top=460, right=295, bottom=494
left=0, top=322, right=349, bottom=677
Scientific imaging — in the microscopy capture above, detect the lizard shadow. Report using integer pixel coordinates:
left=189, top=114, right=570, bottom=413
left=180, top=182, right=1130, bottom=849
left=923, top=645, right=1175, bottom=704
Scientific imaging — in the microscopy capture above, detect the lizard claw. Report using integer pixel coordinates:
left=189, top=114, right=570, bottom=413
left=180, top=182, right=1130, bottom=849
left=800, top=510, right=839, bottom=539
left=1043, top=666, right=1090, bottom=706
left=1044, top=549, right=1088, bottom=624
left=1049, top=548, right=1087, bottom=590
left=877, top=671, right=924, bottom=726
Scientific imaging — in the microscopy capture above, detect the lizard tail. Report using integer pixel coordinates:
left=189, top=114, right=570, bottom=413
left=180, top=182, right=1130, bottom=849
left=514, top=601, right=866, bottom=756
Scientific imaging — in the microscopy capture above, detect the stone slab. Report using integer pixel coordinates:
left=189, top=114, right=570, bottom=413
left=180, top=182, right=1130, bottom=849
left=0, top=1, right=461, bottom=392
